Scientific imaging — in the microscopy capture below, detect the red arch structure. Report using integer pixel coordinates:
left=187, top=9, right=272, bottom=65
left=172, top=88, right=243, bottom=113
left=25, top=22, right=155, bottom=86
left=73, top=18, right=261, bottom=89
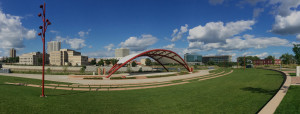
left=106, top=49, right=191, bottom=78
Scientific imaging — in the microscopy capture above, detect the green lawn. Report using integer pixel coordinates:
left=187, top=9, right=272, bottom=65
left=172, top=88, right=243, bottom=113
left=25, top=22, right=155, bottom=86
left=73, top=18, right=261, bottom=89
left=289, top=73, right=296, bottom=76
left=275, top=86, right=300, bottom=113
left=0, top=69, right=283, bottom=113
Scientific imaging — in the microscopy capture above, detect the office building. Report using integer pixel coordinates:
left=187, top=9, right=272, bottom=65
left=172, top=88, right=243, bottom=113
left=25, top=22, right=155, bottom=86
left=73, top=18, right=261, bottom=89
left=47, top=41, right=61, bottom=53
left=253, top=59, right=281, bottom=65
left=19, top=52, right=49, bottom=65
left=184, top=53, right=202, bottom=65
left=115, top=48, right=130, bottom=57
left=202, top=55, right=232, bottom=64
left=10, top=48, right=16, bottom=58
left=49, top=49, right=88, bottom=66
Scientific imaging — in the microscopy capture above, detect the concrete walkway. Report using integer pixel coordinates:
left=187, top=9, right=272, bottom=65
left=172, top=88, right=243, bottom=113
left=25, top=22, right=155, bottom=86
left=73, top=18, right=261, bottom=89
left=258, top=70, right=291, bottom=114
left=4, top=70, right=233, bottom=91
left=0, top=70, right=210, bottom=85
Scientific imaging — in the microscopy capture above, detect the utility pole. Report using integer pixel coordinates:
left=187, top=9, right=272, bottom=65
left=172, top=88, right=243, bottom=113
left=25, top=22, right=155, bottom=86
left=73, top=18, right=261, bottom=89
left=38, top=2, right=51, bottom=97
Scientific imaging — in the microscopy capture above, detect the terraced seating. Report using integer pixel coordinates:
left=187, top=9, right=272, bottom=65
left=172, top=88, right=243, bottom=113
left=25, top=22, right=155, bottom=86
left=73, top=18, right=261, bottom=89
left=5, top=68, right=234, bottom=91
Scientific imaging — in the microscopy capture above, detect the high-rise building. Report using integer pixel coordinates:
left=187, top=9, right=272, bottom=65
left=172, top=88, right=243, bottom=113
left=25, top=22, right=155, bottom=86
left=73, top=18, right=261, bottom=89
left=10, top=48, right=16, bottom=58
left=49, top=49, right=88, bottom=66
left=115, top=48, right=130, bottom=57
left=47, top=41, right=61, bottom=53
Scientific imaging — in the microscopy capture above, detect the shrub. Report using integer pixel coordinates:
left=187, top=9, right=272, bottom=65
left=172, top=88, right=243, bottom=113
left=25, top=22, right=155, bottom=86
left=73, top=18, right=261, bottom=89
left=138, top=67, right=143, bottom=72
left=46, top=68, right=51, bottom=74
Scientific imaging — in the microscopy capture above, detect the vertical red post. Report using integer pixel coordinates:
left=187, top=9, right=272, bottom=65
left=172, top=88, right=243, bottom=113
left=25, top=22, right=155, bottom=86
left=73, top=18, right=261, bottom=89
left=41, top=2, right=46, bottom=97
left=38, top=2, right=51, bottom=97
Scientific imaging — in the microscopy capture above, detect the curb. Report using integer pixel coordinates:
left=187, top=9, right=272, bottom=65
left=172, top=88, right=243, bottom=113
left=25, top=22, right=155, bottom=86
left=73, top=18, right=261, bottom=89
left=258, top=69, right=291, bottom=114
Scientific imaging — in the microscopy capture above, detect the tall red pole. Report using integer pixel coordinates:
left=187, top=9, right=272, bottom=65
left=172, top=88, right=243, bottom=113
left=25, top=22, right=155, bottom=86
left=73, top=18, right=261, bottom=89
left=41, top=2, right=46, bottom=97
left=38, top=2, right=51, bottom=97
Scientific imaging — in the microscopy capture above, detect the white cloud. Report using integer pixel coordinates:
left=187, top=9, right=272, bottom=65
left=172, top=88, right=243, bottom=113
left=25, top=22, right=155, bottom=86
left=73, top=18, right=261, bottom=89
left=84, top=50, right=114, bottom=58
left=104, top=44, right=114, bottom=51
left=171, top=24, right=188, bottom=42
left=188, top=34, right=289, bottom=51
left=238, top=0, right=266, bottom=6
left=255, top=52, right=268, bottom=58
left=253, top=8, right=264, bottom=18
left=78, top=29, right=91, bottom=38
left=269, top=0, right=300, bottom=17
left=271, top=11, right=300, bottom=35
left=297, top=34, right=300, bottom=40
left=209, top=0, right=224, bottom=5
left=0, top=10, right=36, bottom=50
left=120, top=34, right=158, bottom=51
left=66, top=38, right=86, bottom=50
left=188, top=20, right=255, bottom=43
left=242, top=52, right=253, bottom=56
left=50, top=30, right=59, bottom=34
left=54, top=36, right=67, bottom=42
left=163, top=44, right=175, bottom=49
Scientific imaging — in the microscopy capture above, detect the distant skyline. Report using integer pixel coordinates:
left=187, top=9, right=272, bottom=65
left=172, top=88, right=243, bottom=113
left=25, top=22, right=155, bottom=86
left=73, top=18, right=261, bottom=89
left=0, top=0, right=300, bottom=61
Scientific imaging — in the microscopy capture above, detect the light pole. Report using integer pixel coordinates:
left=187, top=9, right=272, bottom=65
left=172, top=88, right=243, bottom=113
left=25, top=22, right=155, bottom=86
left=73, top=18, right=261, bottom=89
left=38, top=2, right=51, bottom=97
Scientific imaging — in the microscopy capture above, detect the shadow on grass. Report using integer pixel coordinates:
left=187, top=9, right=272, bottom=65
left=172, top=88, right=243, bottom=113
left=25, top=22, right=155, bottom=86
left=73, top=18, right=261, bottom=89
left=264, top=74, right=280, bottom=76
left=240, top=87, right=277, bottom=95
left=46, top=91, right=90, bottom=96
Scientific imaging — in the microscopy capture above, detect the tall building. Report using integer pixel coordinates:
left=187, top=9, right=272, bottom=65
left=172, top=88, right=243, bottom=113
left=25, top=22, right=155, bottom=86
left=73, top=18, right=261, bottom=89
left=19, top=52, right=49, bottom=65
left=10, top=48, right=16, bottom=58
left=47, top=41, right=61, bottom=53
left=202, top=55, right=232, bottom=64
left=115, top=48, right=130, bottom=57
left=49, top=49, right=88, bottom=66
left=184, top=53, right=202, bottom=65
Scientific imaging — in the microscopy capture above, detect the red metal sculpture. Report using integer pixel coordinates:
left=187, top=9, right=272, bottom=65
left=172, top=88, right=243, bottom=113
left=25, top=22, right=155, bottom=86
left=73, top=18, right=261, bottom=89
left=106, top=49, right=191, bottom=78
left=38, top=2, right=51, bottom=97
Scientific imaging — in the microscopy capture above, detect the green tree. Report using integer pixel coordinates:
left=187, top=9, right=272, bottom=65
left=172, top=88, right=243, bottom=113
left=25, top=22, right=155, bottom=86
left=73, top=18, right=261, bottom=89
left=105, top=60, right=111, bottom=66
left=280, top=53, right=295, bottom=64
left=132, top=61, right=137, bottom=67
left=16, top=57, right=19, bottom=62
left=145, top=58, right=152, bottom=66
left=207, top=60, right=215, bottom=65
left=46, top=68, right=51, bottom=74
left=90, top=59, right=96, bottom=65
left=293, top=44, right=300, bottom=64
left=98, top=59, right=104, bottom=66
left=265, top=55, right=275, bottom=64
left=80, top=66, right=86, bottom=73
left=111, top=59, right=118, bottom=65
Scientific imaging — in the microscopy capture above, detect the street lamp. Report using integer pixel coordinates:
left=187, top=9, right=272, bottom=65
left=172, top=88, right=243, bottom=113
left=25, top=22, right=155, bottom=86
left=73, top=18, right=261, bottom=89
left=38, top=2, right=51, bottom=97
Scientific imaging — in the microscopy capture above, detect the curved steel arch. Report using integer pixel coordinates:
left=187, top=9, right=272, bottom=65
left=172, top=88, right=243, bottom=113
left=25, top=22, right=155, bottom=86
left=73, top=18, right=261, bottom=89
left=106, top=49, right=191, bottom=78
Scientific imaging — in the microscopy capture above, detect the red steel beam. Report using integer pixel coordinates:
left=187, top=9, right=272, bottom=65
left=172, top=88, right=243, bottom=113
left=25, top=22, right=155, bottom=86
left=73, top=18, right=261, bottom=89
left=106, top=49, right=191, bottom=78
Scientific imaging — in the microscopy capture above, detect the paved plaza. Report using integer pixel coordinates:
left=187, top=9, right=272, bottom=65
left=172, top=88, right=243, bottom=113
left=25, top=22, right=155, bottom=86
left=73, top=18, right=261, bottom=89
left=0, top=70, right=210, bottom=85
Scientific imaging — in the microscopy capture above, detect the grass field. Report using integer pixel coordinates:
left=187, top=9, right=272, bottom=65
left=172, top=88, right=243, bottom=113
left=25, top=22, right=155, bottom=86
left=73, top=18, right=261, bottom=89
left=0, top=69, right=284, bottom=113
left=275, top=85, right=300, bottom=113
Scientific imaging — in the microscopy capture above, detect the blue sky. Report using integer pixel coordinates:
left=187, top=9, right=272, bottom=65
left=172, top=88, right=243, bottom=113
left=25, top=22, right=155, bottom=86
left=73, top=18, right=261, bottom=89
left=0, top=0, right=300, bottom=61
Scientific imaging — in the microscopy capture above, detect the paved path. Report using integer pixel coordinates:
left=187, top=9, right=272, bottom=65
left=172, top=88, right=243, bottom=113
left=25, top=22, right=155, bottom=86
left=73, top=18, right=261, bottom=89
left=0, top=70, right=210, bottom=85
left=258, top=70, right=291, bottom=114
left=4, top=70, right=233, bottom=91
